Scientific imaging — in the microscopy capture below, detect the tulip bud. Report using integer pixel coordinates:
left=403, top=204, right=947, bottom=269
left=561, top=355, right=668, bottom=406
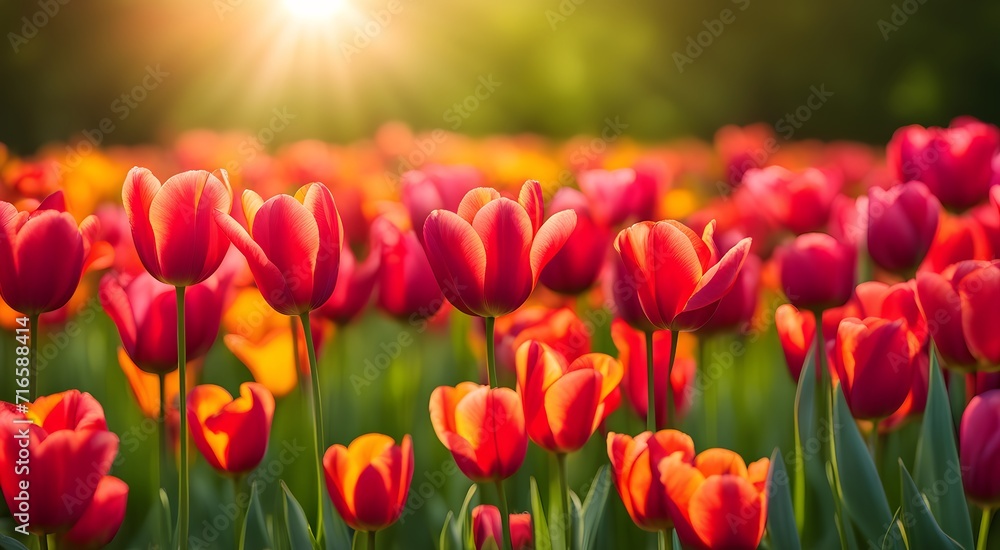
left=323, top=433, right=414, bottom=532
left=867, top=181, right=940, bottom=274
left=187, top=382, right=275, bottom=475
left=833, top=317, right=917, bottom=420
left=607, top=430, right=695, bottom=532
left=472, top=505, right=533, bottom=550
left=960, top=389, right=1000, bottom=507
left=778, top=232, right=855, bottom=312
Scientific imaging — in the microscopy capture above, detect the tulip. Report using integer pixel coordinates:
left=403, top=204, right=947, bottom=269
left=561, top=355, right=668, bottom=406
left=577, top=168, right=657, bottom=227
left=0, top=390, right=119, bottom=536
left=867, top=181, right=940, bottom=275
left=223, top=318, right=324, bottom=398
left=100, top=270, right=228, bottom=374
left=833, top=317, right=917, bottom=420
left=606, top=252, right=659, bottom=334
left=742, top=166, right=841, bottom=234
left=920, top=212, right=992, bottom=273
left=611, top=319, right=696, bottom=428
left=539, top=188, right=612, bottom=294
left=492, top=306, right=590, bottom=374
left=778, top=232, right=855, bottom=312
left=317, top=245, right=379, bottom=325
left=887, top=117, right=1000, bottom=211
left=59, top=476, right=129, bottom=550
left=775, top=304, right=816, bottom=382
left=371, top=216, right=444, bottom=321
left=323, top=433, right=414, bottom=542
left=660, top=448, right=769, bottom=550
left=699, top=250, right=761, bottom=335
left=607, top=430, right=695, bottom=532
left=401, top=165, right=483, bottom=242
left=472, top=505, right=533, bottom=550
left=615, top=219, right=751, bottom=332
left=118, top=347, right=198, bottom=419
left=187, top=382, right=275, bottom=474
left=714, top=123, right=774, bottom=186
left=960, top=389, right=1000, bottom=509
left=429, top=383, right=527, bottom=482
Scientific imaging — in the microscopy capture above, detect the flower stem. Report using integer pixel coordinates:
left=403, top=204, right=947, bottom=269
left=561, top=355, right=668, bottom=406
left=232, top=475, right=246, bottom=545
left=645, top=330, right=656, bottom=432
left=978, top=508, right=994, bottom=550
left=868, top=419, right=880, bottom=469
left=495, top=479, right=513, bottom=550
left=367, top=530, right=377, bottom=550
left=300, top=313, right=326, bottom=544
left=158, top=372, right=167, bottom=535
left=176, top=286, right=189, bottom=550
left=658, top=529, right=673, bottom=550
left=666, top=330, right=679, bottom=430
left=38, top=534, right=48, bottom=550
left=556, top=452, right=571, bottom=549
left=28, top=314, right=39, bottom=401
left=486, top=316, right=497, bottom=388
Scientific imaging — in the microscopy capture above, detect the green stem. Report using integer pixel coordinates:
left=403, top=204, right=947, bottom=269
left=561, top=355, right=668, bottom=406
left=368, top=530, right=377, bottom=550
left=495, top=480, right=514, bottom=550
left=233, top=475, right=246, bottom=546
left=38, top=534, right=48, bottom=550
left=979, top=508, right=994, bottom=550
left=665, top=330, right=678, bottom=430
left=300, top=313, right=326, bottom=544
left=291, top=316, right=301, bottom=387
left=158, top=372, right=167, bottom=537
left=645, top=330, right=656, bottom=432
left=868, top=419, right=880, bottom=470
left=28, top=314, right=39, bottom=402
left=701, top=336, right=717, bottom=446
left=176, top=286, right=189, bottom=550
left=658, top=529, right=673, bottom=550
left=557, top=452, right=571, bottom=550
left=485, top=316, right=497, bottom=388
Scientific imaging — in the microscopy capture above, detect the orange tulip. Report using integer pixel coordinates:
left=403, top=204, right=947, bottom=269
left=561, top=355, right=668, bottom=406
left=421, top=180, right=577, bottom=318
left=59, top=476, right=129, bottom=550
left=429, top=383, right=527, bottom=482
left=187, top=382, right=275, bottom=474
left=122, top=167, right=233, bottom=287
left=515, top=341, right=622, bottom=453
left=607, top=430, right=695, bottom=532
left=660, top=448, right=769, bottom=550
left=323, top=433, right=414, bottom=532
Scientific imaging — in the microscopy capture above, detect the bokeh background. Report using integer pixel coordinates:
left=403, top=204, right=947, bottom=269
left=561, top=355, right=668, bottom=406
left=1, top=0, right=999, bottom=153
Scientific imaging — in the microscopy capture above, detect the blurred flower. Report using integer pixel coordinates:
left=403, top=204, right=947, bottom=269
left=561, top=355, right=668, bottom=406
left=887, top=117, right=1000, bottom=211
left=214, top=182, right=343, bottom=315
left=714, top=123, right=774, bottom=186
left=778, top=232, right=855, bottom=312
left=920, top=212, right=992, bottom=273
left=401, top=165, right=483, bottom=242
left=867, top=181, right=940, bottom=274
left=539, top=188, right=612, bottom=295
left=743, top=166, right=841, bottom=234
left=607, top=430, right=695, bottom=532
left=960, top=389, right=1000, bottom=507
left=472, top=505, right=532, bottom=550
left=833, top=317, right=917, bottom=420
left=316, top=245, right=379, bottom=325
left=58, top=476, right=129, bottom=550
left=515, top=341, right=622, bottom=453
left=615, top=219, right=751, bottom=331
left=0, top=390, right=119, bottom=534
left=577, top=168, right=656, bottom=228
left=371, top=216, right=443, bottom=321
left=699, top=246, right=761, bottom=335
left=323, top=433, right=414, bottom=532
left=660, top=448, right=769, bottom=550
left=223, top=315, right=325, bottom=398
left=122, top=167, right=232, bottom=286
left=0, top=190, right=99, bottom=315
left=968, top=371, right=1000, bottom=399
left=421, top=180, right=576, bottom=318
left=492, top=306, right=590, bottom=374
left=429, top=383, right=527, bottom=482
left=187, top=382, right=275, bottom=475
left=117, top=347, right=199, bottom=418
left=611, top=319, right=695, bottom=427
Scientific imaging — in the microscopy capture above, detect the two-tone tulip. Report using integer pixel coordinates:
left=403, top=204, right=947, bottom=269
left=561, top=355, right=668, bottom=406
left=187, top=382, right=275, bottom=475
left=867, top=181, right=940, bottom=275
left=323, top=433, right=414, bottom=533
left=472, top=505, right=532, bottom=550
left=607, top=430, right=695, bottom=531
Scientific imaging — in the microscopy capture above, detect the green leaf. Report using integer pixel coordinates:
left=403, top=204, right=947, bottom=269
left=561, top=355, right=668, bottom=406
left=579, top=466, right=610, bottom=550
left=530, top=477, right=552, bottom=550
left=792, top=346, right=816, bottom=533
left=323, top=493, right=352, bottom=550
left=672, top=529, right=681, bottom=549
left=0, top=534, right=30, bottom=550
left=899, top=461, right=964, bottom=549
left=439, top=511, right=455, bottom=550
left=831, top=383, right=893, bottom=544
left=241, top=482, right=274, bottom=550
left=766, top=448, right=802, bottom=550
left=880, top=509, right=906, bottom=550
left=160, top=488, right=175, bottom=550
left=913, top=348, right=974, bottom=549
left=568, top=491, right=583, bottom=550
left=458, top=484, right=478, bottom=550
left=281, top=481, right=321, bottom=550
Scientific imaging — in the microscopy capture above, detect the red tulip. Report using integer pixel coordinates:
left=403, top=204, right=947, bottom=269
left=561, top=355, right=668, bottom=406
left=867, top=181, right=940, bottom=274
left=607, top=430, right=695, bottom=532
left=100, top=269, right=229, bottom=374
left=854, top=280, right=927, bottom=343
left=0, top=390, right=119, bottom=534
left=714, top=123, right=774, bottom=186
left=0, top=190, right=99, bottom=315
left=606, top=252, right=659, bottom=333
left=699, top=249, right=761, bottom=335
left=887, top=117, right=1000, bottom=211
left=371, top=216, right=444, bottom=321
left=611, top=319, right=695, bottom=426
left=59, top=476, right=129, bottom=550
left=778, top=232, right=855, bottom=312
left=615, top=219, right=751, bottom=331
left=472, top=505, right=532, bottom=550
left=323, top=433, right=414, bottom=532
left=539, top=188, right=612, bottom=295
left=833, top=317, right=917, bottom=420
left=960, top=389, right=1000, bottom=506
left=775, top=304, right=816, bottom=382
left=515, top=341, right=622, bottom=453
left=577, top=168, right=657, bottom=227
left=187, top=382, right=275, bottom=474
left=421, top=180, right=576, bottom=318
left=401, top=165, right=483, bottom=242
left=429, top=383, right=527, bottom=482
left=213, top=182, right=343, bottom=315
left=743, top=166, right=840, bottom=234
left=122, top=167, right=233, bottom=286
left=660, top=448, right=769, bottom=550
left=920, top=212, right=992, bottom=273
left=492, top=306, right=591, bottom=374
left=316, top=245, right=380, bottom=325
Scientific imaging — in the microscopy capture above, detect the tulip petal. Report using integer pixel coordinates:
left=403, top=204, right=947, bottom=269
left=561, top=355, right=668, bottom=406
left=14, top=211, right=85, bottom=313
left=529, top=209, right=577, bottom=285
left=694, top=448, right=749, bottom=478
left=688, top=476, right=765, bottom=550
left=959, top=264, right=1000, bottom=365
left=518, top=180, right=544, bottom=234
left=457, top=187, right=502, bottom=224
left=300, top=183, right=343, bottom=308
left=122, top=167, right=162, bottom=278
left=472, top=199, right=535, bottom=316
left=422, top=210, right=486, bottom=316
left=543, top=369, right=602, bottom=452
left=684, top=237, right=751, bottom=313
left=916, top=271, right=977, bottom=367
left=213, top=210, right=288, bottom=305
left=242, top=190, right=265, bottom=234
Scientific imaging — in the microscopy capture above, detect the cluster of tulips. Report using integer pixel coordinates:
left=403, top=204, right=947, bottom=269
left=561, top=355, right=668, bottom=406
left=0, top=116, right=999, bottom=550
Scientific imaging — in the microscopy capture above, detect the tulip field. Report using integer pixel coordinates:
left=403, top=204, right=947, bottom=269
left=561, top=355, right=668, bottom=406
left=2, top=117, right=1000, bottom=550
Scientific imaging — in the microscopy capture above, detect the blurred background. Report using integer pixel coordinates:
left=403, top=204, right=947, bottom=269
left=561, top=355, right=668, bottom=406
left=1, top=0, right=999, bottom=154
